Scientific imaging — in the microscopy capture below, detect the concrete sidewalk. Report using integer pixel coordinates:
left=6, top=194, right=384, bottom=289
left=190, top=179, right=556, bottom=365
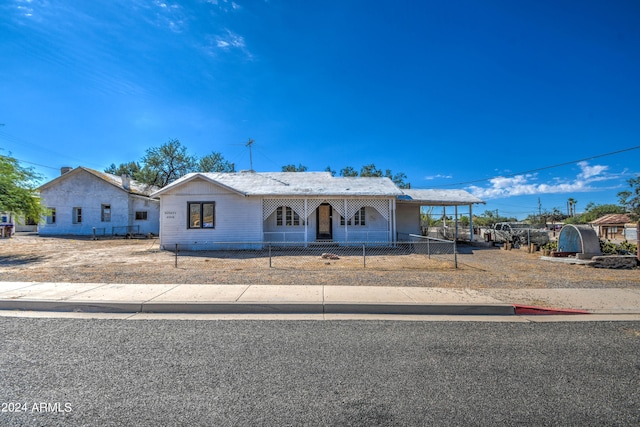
left=1, top=282, right=640, bottom=316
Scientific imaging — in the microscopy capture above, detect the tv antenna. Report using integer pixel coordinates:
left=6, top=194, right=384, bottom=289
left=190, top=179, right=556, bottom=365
left=246, top=138, right=254, bottom=171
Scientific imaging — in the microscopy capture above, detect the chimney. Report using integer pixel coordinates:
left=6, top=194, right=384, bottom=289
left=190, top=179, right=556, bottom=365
left=60, top=166, right=72, bottom=175
left=121, top=174, right=131, bottom=190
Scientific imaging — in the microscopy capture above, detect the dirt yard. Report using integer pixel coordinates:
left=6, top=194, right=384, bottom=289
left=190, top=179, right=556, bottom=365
left=0, top=234, right=638, bottom=289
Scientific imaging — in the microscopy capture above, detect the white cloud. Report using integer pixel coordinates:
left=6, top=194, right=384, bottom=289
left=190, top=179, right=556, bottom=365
left=203, top=0, right=241, bottom=12
left=206, top=29, right=253, bottom=59
left=468, top=162, right=612, bottom=200
left=424, top=174, right=453, bottom=180
left=576, top=161, right=608, bottom=179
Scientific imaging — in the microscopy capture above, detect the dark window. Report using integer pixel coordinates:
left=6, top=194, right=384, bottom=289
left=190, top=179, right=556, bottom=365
left=47, top=208, right=56, bottom=224
left=73, top=207, right=82, bottom=224
left=354, top=207, right=366, bottom=226
left=276, top=206, right=302, bottom=226
left=188, top=202, right=215, bottom=229
left=341, top=207, right=366, bottom=226
left=135, top=211, right=148, bottom=221
left=101, top=204, right=111, bottom=222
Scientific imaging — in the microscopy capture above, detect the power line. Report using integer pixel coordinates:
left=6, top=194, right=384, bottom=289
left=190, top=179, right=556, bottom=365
left=432, top=145, right=640, bottom=188
left=0, top=153, right=60, bottom=171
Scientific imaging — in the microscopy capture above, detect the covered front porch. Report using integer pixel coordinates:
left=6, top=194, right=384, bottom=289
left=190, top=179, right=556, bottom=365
left=261, top=197, right=396, bottom=245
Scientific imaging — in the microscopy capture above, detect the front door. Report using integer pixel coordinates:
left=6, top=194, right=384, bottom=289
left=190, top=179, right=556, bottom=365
left=316, top=204, right=333, bottom=240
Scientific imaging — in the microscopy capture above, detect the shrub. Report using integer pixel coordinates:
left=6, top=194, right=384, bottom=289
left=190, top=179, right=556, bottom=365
left=599, top=240, right=638, bottom=255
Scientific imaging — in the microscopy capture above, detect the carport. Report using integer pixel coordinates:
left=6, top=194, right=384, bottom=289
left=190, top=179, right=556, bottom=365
left=396, top=189, right=485, bottom=241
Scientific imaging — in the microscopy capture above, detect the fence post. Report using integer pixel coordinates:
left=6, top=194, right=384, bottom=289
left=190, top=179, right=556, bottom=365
left=363, top=243, right=366, bottom=269
left=174, top=243, right=178, bottom=268
left=269, top=243, right=272, bottom=268
left=427, top=236, right=430, bottom=259
left=453, top=239, right=458, bottom=269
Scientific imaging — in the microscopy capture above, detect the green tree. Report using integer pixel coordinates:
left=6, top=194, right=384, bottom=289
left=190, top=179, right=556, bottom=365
left=385, top=169, right=410, bottom=189
left=281, top=164, right=308, bottom=172
left=359, top=163, right=383, bottom=177
left=324, top=166, right=336, bottom=176
left=105, top=161, right=142, bottom=178
left=340, top=166, right=359, bottom=177
left=200, top=152, right=234, bottom=172
left=618, top=176, right=640, bottom=260
left=332, top=164, right=411, bottom=188
left=139, top=139, right=197, bottom=187
left=0, top=152, right=47, bottom=221
left=618, top=176, right=640, bottom=220
left=573, top=203, right=626, bottom=223
left=567, top=197, right=578, bottom=217
left=107, top=140, right=234, bottom=187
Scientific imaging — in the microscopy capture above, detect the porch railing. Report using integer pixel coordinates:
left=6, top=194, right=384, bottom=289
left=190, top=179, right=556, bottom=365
left=263, top=230, right=392, bottom=244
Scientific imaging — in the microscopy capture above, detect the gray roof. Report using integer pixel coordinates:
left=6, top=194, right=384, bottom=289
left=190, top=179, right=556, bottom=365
left=398, top=189, right=485, bottom=206
left=152, top=171, right=485, bottom=205
left=39, top=167, right=160, bottom=197
left=152, top=171, right=403, bottom=197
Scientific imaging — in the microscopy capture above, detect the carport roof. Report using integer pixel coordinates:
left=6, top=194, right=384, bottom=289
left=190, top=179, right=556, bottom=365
left=397, top=189, right=485, bottom=206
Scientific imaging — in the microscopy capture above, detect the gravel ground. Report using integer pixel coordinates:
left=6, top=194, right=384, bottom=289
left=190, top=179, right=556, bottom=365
left=0, top=234, right=638, bottom=289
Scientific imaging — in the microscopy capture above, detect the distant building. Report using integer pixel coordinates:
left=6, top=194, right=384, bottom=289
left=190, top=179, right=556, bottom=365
left=0, top=212, right=14, bottom=238
left=589, top=213, right=632, bottom=241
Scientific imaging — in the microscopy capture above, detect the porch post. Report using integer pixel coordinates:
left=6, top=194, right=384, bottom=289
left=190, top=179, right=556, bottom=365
left=443, top=206, right=446, bottom=237
left=455, top=205, right=459, bottom=241
left=344, top=199, right=348, bottom=243
left=469, top=204, right=474, bottom=242
left=389, top=198, right=395, bottom=244
left=304, top=198, right=308, bottom=247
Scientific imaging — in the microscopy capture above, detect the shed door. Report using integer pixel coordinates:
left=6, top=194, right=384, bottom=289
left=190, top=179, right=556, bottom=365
left=316, top=204, right=332, bottom=240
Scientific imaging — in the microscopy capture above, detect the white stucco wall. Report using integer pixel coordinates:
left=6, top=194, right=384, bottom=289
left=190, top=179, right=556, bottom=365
left=396, top=203, right=421, bottom=237
left=158, top=177, right=263, bottom=249
left=38, top=170, right=159, bottom=236
left=131, top=196, right=161, bottom=235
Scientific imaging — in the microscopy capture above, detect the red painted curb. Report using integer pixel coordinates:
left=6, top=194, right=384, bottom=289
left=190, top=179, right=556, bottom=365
left=513, top=304, right=590, bottom=315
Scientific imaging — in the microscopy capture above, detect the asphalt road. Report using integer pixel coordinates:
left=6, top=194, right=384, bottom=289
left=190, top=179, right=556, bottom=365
left=1, top=318, right=639, bottom=426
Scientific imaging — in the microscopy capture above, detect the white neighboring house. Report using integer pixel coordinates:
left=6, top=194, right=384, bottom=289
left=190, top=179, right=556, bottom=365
left=38, top=167, right=160, bottom=236
left=150, top=171, right=484, bottom=250
left=0, top=212, right=15, bottom=237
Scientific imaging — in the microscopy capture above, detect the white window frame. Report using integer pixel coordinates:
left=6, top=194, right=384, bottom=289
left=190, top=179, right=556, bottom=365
left=341, top=207, right=366, bottom=226
left=46, top=208, right=56, bottom=224
left=276, top=206, right=303, bottom=226
left=72, top=207, right=82, bottom=224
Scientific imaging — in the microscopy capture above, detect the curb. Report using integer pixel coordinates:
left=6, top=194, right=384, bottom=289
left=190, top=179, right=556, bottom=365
left=0, top=299, right=516, bottom=316
left=0, top=299, right=594, bottom=316
left=513, top=304, right=591, bottom=315
left=0, top=300, right=143, bottom=313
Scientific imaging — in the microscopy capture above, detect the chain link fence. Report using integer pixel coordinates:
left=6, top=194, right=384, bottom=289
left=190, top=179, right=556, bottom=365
left=170, top=237, right=457, bottom=271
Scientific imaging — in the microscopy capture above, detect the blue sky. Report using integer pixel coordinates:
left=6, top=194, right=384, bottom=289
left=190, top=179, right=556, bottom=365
left=1, top=0, right=639, bottom=220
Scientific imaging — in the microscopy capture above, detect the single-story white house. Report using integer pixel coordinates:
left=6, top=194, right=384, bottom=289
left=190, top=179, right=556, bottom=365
left=151, top=171, right=484, bottom=250
left=38, top=167, right=160, bottom=236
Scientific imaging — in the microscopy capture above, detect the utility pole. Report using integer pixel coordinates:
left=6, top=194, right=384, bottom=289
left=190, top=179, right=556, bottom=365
left=538, top=197, right=542, bottom=217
